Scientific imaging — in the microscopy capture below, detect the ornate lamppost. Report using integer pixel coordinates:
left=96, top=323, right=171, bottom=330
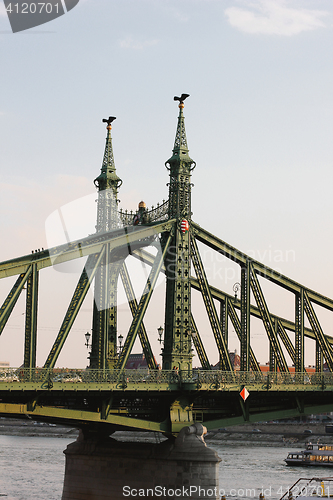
left=233, top=282, right=241, bottom=301
left=118, top=334, right=124, bottom=355
left=157, top=326, right=164, bottom=345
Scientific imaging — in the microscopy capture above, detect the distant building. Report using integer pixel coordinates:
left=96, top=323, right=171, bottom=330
left=125, top=353, right=150, bottom=370
left=211, top=351, right=241, bottom=371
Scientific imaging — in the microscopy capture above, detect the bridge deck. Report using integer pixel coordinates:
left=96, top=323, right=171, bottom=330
left=1, top=369, right=333, bottom=434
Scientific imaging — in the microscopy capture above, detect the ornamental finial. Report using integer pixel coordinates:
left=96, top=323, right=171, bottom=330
left=102, top=116, right=116, bottom=130
left=174, top=94, right=190, bottom=109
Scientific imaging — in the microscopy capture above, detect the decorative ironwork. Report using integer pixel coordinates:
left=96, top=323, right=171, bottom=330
left=94, top=118, right=122, bottom=232
left=118, top=199, right=169, bottom=226
left=190, top=237, right=232, bottom=372
left=1, top=367, right=333, bottom=389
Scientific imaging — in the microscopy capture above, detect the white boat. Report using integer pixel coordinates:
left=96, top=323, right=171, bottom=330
left=285, top=444, right=333, bottom=467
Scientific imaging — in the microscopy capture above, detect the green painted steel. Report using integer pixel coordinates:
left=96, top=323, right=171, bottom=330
left=94, top=117, right=122, bottom=232
left=44, top=251, right=106, bottom=369
left=240, top=262, right=250, bottom=371
left=277, top=320, right=295, bottom=363
left=227, top=299, right=260, bottom=372
left=303, top=289, right=333, bottom=371
left=90, top=246, right=122, bottom=369
left=295, top=289, right=304, bottom=372
left=0, top=223, right=172, bottom=279
left=249, top=263, right=288, bottom=372
left=1, top=368, right=333, bottom=434
left=190, top=315, right=211, bottom=370
left=120, top=262, right=157, bottom=370
left=190, top=237, right=233, bottom=372
left=0, top=267, right=31, bottom=335
left=116, top=230, right=173, bottom=371
left=192, top=222, right=333, bottom=312
left=220, top=298, right=228, bottom=354
left=91, top=119, right=123, bottom=369
left=162, top=97, right=195, bottom=372
left=190, top=277, right=331, bottom=346
left=316, top=342, right=323, bottom=373
left=2, top=98, right=333, bottom=434
left=2, top=367, right=333, bottom=391
left=24, top=264, right=38, bottom=369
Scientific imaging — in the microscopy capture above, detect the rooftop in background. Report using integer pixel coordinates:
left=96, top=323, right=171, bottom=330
left=125, top=353, right=159, bottom=370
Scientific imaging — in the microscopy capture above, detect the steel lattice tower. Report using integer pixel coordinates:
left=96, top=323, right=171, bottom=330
left=90, top=117, right=123, bottom=369
left=162, top=95, right=196, bottom=371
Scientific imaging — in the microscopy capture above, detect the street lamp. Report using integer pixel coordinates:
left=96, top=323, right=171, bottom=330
left=84, top=331, right=91, bottom=349
left=118, top=334, right=124, bottom=354
left=157, top=326, right=164, bottom=345
left=233, top=282, right=241, bottom=301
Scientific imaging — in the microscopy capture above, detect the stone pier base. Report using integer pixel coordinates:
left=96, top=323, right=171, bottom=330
left=61, top=423, right=221, bottom=500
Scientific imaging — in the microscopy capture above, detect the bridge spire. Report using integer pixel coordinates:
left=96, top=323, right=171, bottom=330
left=162, top=95, right=195, bottom=372
left=166, top=94, right=195, bottom=220
left=90, top=117, right=123, bottom=371
left=94, top=117, right=122, bottom=232
left=173, top=93, right=190, bottom=153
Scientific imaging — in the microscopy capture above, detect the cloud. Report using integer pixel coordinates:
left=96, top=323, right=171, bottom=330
left=119, top=36, right=159, bottom=50
left=225, top=0, right=328, bottom=36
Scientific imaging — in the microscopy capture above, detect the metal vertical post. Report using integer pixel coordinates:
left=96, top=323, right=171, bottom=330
left=220, top=299, right=228, bottom=370
left=24, top=263, right=39, bottom=368
left=240, top=261, right=250, bottom=371
left=295, top=289, right=304, bottom=373
left=162, top=95, right=195, bottom=372
left=316, top=342, right=323, bottom=373
left=91, top=118, right=122, bottom=369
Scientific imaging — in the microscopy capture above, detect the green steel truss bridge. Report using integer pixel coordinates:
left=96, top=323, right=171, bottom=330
left=1, top=97, right=333, bottom=435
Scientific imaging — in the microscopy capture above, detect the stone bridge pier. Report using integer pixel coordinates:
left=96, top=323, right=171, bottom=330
left=61, top=423, right=221, bottom=500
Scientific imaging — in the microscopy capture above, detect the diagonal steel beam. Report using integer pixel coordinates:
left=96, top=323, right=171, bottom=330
left=249, top=263, right=289, bottom=372
left=192, top=222, right=333, bottom=312
left=0, top=220, right=175, bottom=279
left=190, top=237, right=232, bottom=372
left=227, top=299, right=260, bottom=372
left=190, top=277, right=329, bottom=345
left=44, top=250, right=105, bottom=369
left=190, top=315, right=211, bottom=370
left=0, top=267, right=32, bottom=336
left=133, top=248, right=333, bottom=369
left=303, top=290, right=333, bottom=372
left=276, top=319, right=295, bottom=363
left=120, top=262, right=157, bottom=370
left=116, top=232, right=173, bottom=372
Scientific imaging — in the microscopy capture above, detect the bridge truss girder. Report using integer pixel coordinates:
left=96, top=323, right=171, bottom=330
left=1, top=216, right=333, bottom=432
left=1, top=218, right=333, bottom=378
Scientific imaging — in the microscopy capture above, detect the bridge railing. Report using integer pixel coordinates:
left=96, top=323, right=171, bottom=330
left=0, top=368, right=333, bottom=387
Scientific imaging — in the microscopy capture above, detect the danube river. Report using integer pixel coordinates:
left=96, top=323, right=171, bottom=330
left=0, top=434, right=320, bottom=500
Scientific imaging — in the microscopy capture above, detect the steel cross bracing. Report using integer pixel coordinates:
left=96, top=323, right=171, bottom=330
left=119, top=262, right=157, bottom=370
left=1, top=96, right=333, bottom=433
left=249, top=262, right=288, bottom=373
left=190, top=237, right=233, bottom=372
left=116, top=231, right=173, bottom=372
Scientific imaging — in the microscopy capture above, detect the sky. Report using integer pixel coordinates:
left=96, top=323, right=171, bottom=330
left=0, top=0, right=332, bottom=368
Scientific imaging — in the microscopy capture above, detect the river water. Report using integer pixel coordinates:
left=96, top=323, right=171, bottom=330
left=0, top=435, right=323, bottom=500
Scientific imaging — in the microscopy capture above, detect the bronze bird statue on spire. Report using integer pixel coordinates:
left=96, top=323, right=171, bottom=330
left=174, top=94, right=190, bottom=104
